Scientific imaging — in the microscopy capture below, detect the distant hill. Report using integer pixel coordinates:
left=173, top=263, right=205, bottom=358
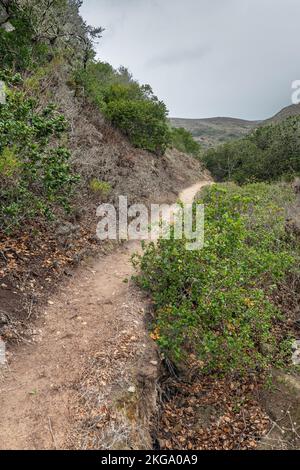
left=169, top=117, right=260, bottom=149
left=171, top=103, right=300, bottom=149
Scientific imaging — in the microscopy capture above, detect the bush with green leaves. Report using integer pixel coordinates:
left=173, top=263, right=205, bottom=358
left=0, top=76, right=78, bottom=232
left=203, top=116, right=300, bottom=184
left=0, top=2, right=48, bottom=71
left=76, top=61, right=171, bottom=155
left=105, top=98, right=170, bottom=154
left=170, top=127, right=201, bottom=156
left=134, top=183, right=298, bottom=375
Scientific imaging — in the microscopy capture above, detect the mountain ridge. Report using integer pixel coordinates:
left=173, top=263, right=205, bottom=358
left=170, top=103, right=300, bottom=148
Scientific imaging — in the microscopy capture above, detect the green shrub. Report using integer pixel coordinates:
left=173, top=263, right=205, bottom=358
left=134, top=183, right=298, bottom=375
left=203, top=117, right=300, bottom=184
left=170, top=127, right=201, bottom=156
left=74, top=62, right=115, bottom=109
left=0, top=76, right=78, bottom=232
left=0, top=5, right=49, bottom=71
left=89, top=179, right=111, bottom=197
left=105, top=98, right=170, bottom=154
left=75, top=62, right=170, bottom=155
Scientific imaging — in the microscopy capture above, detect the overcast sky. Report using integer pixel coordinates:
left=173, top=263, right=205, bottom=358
left=80, top=0, right=300, bottom=120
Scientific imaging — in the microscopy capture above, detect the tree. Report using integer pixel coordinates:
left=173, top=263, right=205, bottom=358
left=0, top=0, right=104, bottom=69
left=170, top=127, right=201, bottom=156
left=202, top=116, right=300, bottom=184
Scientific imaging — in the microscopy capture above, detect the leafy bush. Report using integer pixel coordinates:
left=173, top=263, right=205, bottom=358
left=170, top=127, right=201, bottom=156
left=75, top=62, right=116, bottom=109
left=0, top=4, right=49, bottom=71
left=106, top=98, right=170, bottom=154
left=0, top=76, right=78, bottom=232
left=203, top=117, right=300, bottom=184
left=134, top=183, right=298, bottom=375
left=0, top=0, right=103, bottom=72
left=76, top=62, right=171, bottom=155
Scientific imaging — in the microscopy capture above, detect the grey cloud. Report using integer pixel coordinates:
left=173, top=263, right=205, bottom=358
left=81, top=0, right=300, bottom=120
left=146, top=45, right=211, bottom=68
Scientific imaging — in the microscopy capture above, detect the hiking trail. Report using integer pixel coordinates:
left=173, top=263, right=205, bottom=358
left=0, top=181, right=209, bottom=450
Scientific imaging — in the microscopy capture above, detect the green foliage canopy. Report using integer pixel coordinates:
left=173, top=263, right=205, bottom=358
left=203, top=117, right=300, bottom=184
left=76, top=61, right=171, bottom=155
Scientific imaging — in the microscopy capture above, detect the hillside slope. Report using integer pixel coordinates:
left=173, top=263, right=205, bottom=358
left=263, top=103, right=300, bottom=125
left=0, top=62, right=207, bottom=344
left=170, top=116, right=259, bottom=149
left=171, top=103, right=300, bottom=148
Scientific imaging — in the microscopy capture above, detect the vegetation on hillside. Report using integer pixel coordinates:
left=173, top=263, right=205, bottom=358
left=75, top=63, right=201, bottom=156
left=170, top=127, right=201, bottom=156
left=0, top=1, right=105, bottom=233
left=170, top=117, right=257, bottom=150
left=0, top=72, right=78, bottom=233
left=0, top=0, right=201, bottom=236
left=134, top=183, right=299, bottom=375
left=203, top=117, right=300, bottom=184
left=75, top=62, right=171, bottom=155
left=0, top=0, right=103, bottom=71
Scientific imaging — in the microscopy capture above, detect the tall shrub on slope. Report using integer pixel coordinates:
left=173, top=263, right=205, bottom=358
left=76, top=61, right=171, bottom=155
left=170, top=127, right=202, bottom=156
left=203, top=116, right=300, bottom=184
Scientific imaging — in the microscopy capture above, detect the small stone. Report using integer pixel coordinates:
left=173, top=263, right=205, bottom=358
left=291, top=340, right=300, bottom=365
left=48, top=301, right=54, bottom=306
left=150, top=360, right=158, bottom=366
left=128, top=386, right=136, bottom=394
left=0, top=312, right=8, bottom=326
left=1, top=22, right=15, bottom=33
left=292, top=351, right=300, bottom=366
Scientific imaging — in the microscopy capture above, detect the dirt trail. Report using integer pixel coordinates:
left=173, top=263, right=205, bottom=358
left=0, top=181, right=209, bottom=450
